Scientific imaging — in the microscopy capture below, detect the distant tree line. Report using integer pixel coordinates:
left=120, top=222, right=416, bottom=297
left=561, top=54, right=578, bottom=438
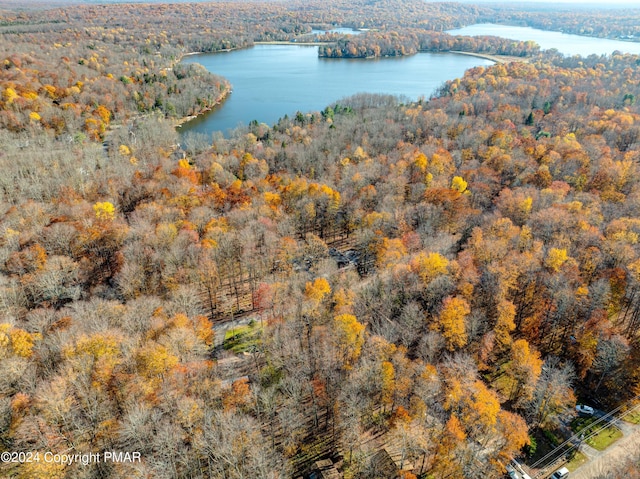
left=319, top=30, right=540, bottom=58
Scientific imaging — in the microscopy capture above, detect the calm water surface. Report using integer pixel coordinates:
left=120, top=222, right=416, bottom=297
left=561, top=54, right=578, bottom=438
left=179, top=46, right=492, bottom=135
left=448, top=23, right=640, bottom=56
left=311, top=28, right=362, bottom=35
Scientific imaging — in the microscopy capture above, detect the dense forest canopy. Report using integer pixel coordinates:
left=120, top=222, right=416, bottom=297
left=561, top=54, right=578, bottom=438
left=1, top=1, right=640, bottom=478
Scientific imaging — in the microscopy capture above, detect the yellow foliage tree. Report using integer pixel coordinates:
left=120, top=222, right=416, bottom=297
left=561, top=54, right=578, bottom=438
left=136, top=343, right=178, bottom=378
left=10, top=328, right=40, bottom=358
left=506, top=339, right=543, bottom=402
left=3, top=87, right=18, bottom=103
left=65, top=332, right=123, bottom=385
left=22, top=90, right=38, bottom=100
left=425, top=171, right=434, bottom=186
left=93, top=201, right=116, bottom=221
left=413, top=152, right=428, bottom=172
left=334, top=314, right=365, bottom=369
left=264, top=191, right=281, bottom=209
left=305, top=277, right=331, bottom=303
left=194, top=315, right=214, bottom=346
left=17, top=459, right=66, bottom=479
left=410, top=252, right=449, bottom=284
left=451, top=175, right=468, bottom=193
left=520, top=196, right=533, bottom=216
left=381, top=360, right=396, bottom=408
left=496, top=410, right=530, bottom=462
left=494, top=300, right=516, bottom=347
left=545, top=248, right=569, bottom=272
left=0, top=324, right=41, bottom=358
left=518, top=225, right=534, bottom=251
left=437, top=297, right=469, bottom=351
left=466, top=380, right=500, bottom=432
left=68, top=333, right=119, bottom=358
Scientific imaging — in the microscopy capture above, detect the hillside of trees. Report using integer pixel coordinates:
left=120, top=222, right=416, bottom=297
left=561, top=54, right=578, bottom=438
left=2, top=1, right=640, bottom=479
left=487, top=7, right=640, bottom=41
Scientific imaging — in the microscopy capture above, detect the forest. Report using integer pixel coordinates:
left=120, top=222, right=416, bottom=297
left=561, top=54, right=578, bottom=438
left=487, top=7, right=640, bottom=41
left=318, top=30, right=539, bottom=59
left=1, top=1, right=640, bottom=479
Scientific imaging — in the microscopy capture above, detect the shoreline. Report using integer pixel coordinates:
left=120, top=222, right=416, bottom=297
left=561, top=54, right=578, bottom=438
left=450, top=22, right=640, bottom=46
left=448, top=50, right=529, bottom=64
left=182, top=45, right=245, bottom=57
left=172, top=49, right=235, bottom=129
left=174, top=89, right=231, bottom=128
left=254, top=40, right=325, bottom=46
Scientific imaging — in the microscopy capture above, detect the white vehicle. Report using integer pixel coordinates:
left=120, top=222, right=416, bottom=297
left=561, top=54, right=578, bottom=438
left=551, top=466, right=570, bottom=479
left=575, top=404, right=594, bottom=416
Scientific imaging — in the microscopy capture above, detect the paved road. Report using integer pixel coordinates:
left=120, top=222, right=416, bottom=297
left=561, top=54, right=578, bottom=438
left=570, top=419, right=640, bottom=479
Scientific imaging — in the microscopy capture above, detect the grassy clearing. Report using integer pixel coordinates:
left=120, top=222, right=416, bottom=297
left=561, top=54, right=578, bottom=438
left=585, top=427, right=622, bottom=450
left=565, top=450, right=588, bottom=471
left=623, top=409, right=640, bottom=425
left=224, top=322, right=263, bottom=353
left=571, top=417, right=622, bottom=451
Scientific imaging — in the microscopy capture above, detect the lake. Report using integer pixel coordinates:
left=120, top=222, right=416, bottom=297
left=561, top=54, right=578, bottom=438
left=179, top=46, right=493, bottom=136
left=448, top=23, right=640, bottom=56
left=179, top=23, right=640, bottom=136
left=311, top=28, right=362, bottom=35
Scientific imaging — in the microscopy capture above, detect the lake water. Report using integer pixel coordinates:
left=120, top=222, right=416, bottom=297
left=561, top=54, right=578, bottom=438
left=180, top=24, right=640, bottom=136
left=179, top=46, right=493, bottom=136
left=311, top=28, right=362, bottom=35
left=448, top=23, right=640, bottom=56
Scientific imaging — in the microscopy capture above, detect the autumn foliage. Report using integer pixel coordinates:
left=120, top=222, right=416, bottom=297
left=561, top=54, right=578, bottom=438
left=3, top=1, right=640, bottom=478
